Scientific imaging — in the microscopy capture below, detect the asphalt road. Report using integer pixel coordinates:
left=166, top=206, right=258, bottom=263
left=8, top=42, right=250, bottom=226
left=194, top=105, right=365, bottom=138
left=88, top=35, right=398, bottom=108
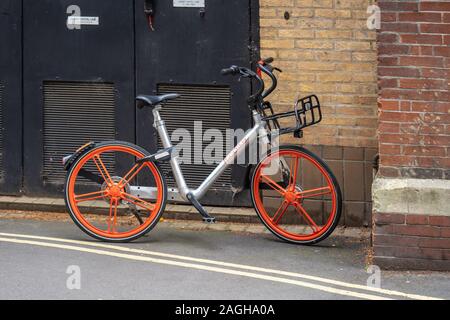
left=0, top=217, right=448, bottom=300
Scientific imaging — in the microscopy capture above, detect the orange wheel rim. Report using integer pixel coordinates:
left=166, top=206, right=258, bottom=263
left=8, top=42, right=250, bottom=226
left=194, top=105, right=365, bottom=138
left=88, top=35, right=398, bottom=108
left=253, top=150, right=337, bottom=241
left=67, top=145, right=164, bottom=239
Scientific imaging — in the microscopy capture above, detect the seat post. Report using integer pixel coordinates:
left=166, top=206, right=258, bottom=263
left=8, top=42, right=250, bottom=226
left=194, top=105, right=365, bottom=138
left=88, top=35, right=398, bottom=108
left=152, top=105, right=191, bottom=199
left=152, top=105, right=172, bottom=149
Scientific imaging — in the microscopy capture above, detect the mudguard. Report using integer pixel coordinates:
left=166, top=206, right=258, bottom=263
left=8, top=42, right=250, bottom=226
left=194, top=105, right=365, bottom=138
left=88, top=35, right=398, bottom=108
left=62, top=141, right=96, bottom=171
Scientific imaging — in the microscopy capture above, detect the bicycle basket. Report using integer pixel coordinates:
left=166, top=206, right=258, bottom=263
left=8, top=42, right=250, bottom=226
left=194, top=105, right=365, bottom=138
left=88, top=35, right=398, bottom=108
left=261, top=95, right=322, bottom=136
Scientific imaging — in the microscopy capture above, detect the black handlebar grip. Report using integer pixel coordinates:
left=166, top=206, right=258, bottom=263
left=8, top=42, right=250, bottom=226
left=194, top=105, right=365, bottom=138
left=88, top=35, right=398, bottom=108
left=221, top=65, right=239, bottom=76
left=263, top=57, right=274, bottom=64
left=220, top=68, right=234, bottom=75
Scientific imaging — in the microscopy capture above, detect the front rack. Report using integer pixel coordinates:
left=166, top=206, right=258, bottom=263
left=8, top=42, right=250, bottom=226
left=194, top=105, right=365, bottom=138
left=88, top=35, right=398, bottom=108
left=260, top=95, right=322, bottom=136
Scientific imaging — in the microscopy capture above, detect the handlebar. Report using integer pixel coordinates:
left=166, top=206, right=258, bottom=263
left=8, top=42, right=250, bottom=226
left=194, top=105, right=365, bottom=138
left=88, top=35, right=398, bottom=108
left=257, top=57, right=282, bottom=99
left=221, top=57, right=280, bottom=106
left=221, top=65, right=265, bottom=105
left=262, top=57, right=274, bottom=65
left=220, top=66, right=240, bottom=76
left=258, top=63, right=278, bottom=99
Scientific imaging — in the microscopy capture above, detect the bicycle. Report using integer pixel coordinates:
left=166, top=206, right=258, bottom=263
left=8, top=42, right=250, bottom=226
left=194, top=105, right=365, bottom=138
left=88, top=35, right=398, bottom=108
left=63, top=57, right=342, bottom=244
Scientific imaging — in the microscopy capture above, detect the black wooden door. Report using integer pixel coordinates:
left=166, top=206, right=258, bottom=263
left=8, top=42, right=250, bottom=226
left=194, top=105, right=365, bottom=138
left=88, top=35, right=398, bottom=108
left=135, top=0, right=259, bottom=206
left=0, top=0, right=22, bottom=195
left=23, top=0, right=135, bottom=195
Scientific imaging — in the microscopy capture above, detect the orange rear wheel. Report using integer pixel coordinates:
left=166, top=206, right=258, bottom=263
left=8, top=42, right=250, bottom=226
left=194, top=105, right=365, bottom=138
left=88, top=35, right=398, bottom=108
left=251, top=145, right=342, bottom=244
left=64, top=142, right=167, bottom=242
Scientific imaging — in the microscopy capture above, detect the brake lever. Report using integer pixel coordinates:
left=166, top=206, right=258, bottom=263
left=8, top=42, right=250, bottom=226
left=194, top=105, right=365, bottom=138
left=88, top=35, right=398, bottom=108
left=238, top=73, right=251, bottom=82
left=239, top=68, right=255, bottom=78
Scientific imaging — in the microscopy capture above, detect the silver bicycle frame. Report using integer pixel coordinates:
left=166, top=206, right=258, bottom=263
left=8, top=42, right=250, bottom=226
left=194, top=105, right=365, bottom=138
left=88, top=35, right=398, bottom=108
left=148, top=105, right=269, bottom=201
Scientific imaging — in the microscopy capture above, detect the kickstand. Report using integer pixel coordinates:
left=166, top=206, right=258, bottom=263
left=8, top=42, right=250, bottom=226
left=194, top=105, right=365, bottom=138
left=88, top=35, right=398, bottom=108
left=130, top=207, right=144, bottom=225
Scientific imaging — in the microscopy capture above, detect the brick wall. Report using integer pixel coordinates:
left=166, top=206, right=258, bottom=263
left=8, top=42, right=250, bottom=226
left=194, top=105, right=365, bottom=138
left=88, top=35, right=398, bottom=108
left=373, top=212, right=450, bottom=270
left=377, top=0, right=450, bottom=179
left=259, top=0, right=378, bottom=226
left=260, top=0, right=378, bottom=148
left=374, top=1, right=450, bottom=270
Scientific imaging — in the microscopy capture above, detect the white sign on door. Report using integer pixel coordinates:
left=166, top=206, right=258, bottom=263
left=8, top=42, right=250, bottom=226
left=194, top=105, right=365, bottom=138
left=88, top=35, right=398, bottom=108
left=67, top=16, right=99, bottom=26
left=173, top=0, right=205, bottom=8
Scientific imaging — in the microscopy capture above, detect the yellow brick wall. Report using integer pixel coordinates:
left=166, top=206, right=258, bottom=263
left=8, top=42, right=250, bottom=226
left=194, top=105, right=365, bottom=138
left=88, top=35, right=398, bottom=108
left=260, top=0, right=378, bottom=148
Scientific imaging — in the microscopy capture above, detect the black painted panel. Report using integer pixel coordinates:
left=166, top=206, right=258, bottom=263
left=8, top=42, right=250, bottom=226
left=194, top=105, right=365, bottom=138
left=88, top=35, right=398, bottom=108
left=23, top=0, right=135, bottom=195
left=0, top=0, right=22, bottom=194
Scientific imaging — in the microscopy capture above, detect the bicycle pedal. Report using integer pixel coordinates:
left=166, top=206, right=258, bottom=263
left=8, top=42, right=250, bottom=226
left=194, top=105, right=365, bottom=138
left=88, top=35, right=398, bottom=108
left=203, top=217, right=216, bottom=224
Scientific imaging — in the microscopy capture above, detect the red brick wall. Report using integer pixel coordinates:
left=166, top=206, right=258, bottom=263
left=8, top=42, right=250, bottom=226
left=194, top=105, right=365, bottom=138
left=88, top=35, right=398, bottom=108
left=377, top=0, right=450, bottom=179
left=373, top=212, right=450, bottom=270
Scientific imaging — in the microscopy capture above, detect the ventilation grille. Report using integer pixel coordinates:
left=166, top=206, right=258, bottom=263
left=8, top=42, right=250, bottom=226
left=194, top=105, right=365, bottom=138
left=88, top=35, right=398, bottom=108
left=157, top=84, right=232, bottom=189
left=0, top=83, right=3, bottom=180
left=43, top=81, right=116, bottom=184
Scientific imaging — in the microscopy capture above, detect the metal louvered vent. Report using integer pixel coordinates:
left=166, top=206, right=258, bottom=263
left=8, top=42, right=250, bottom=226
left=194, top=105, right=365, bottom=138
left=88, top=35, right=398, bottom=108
left=43, top=81, right=116, bottom=184
left=0, top=83, right=3, bottom=180
left=157, top=84, right=232, bottom=189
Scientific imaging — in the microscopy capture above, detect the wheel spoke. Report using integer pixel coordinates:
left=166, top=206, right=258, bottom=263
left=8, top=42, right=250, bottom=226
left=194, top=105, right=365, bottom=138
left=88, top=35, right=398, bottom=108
left=289, top=156, right=299, bottom=191
left=112, top=199, right=118, bottom=233
left=121, top=192, right=155, bottom=212
left=74, top=190, right=106, bottom=203
left=92, top=155, right=113, bottom=185
left=253, top=148, right=340, bottom=243
left=293, top=202, right=320, bottom=233
left=67, top=144, right=167, bottom=240
left=118, top=163, right=146, bottom=188
left=272, top=200, right=290, bottom=225
left=298, top=186, right=332, bottom=199
left=259, top=174, right=286, bottom=195
left=108, top=198, right=117, bottom=233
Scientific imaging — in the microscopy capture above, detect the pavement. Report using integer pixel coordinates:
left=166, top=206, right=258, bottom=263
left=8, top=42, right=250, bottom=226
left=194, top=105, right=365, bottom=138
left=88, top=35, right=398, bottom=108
left=0, top=196, right=258, bottom=223
left=0, top=211, right=449, bottom=300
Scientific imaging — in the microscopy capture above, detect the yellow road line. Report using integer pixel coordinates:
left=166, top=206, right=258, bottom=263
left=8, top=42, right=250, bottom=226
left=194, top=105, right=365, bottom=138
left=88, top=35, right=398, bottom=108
left=0, top=232, right=441, bottom=300
left=0, top=236, right=390, bottom=300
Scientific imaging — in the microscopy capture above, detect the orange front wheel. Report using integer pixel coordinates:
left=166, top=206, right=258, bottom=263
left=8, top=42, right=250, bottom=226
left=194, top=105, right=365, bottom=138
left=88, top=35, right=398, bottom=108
left=64, top=141, right=167, bottom=242
left=251, top=145, right=342, bottom=244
